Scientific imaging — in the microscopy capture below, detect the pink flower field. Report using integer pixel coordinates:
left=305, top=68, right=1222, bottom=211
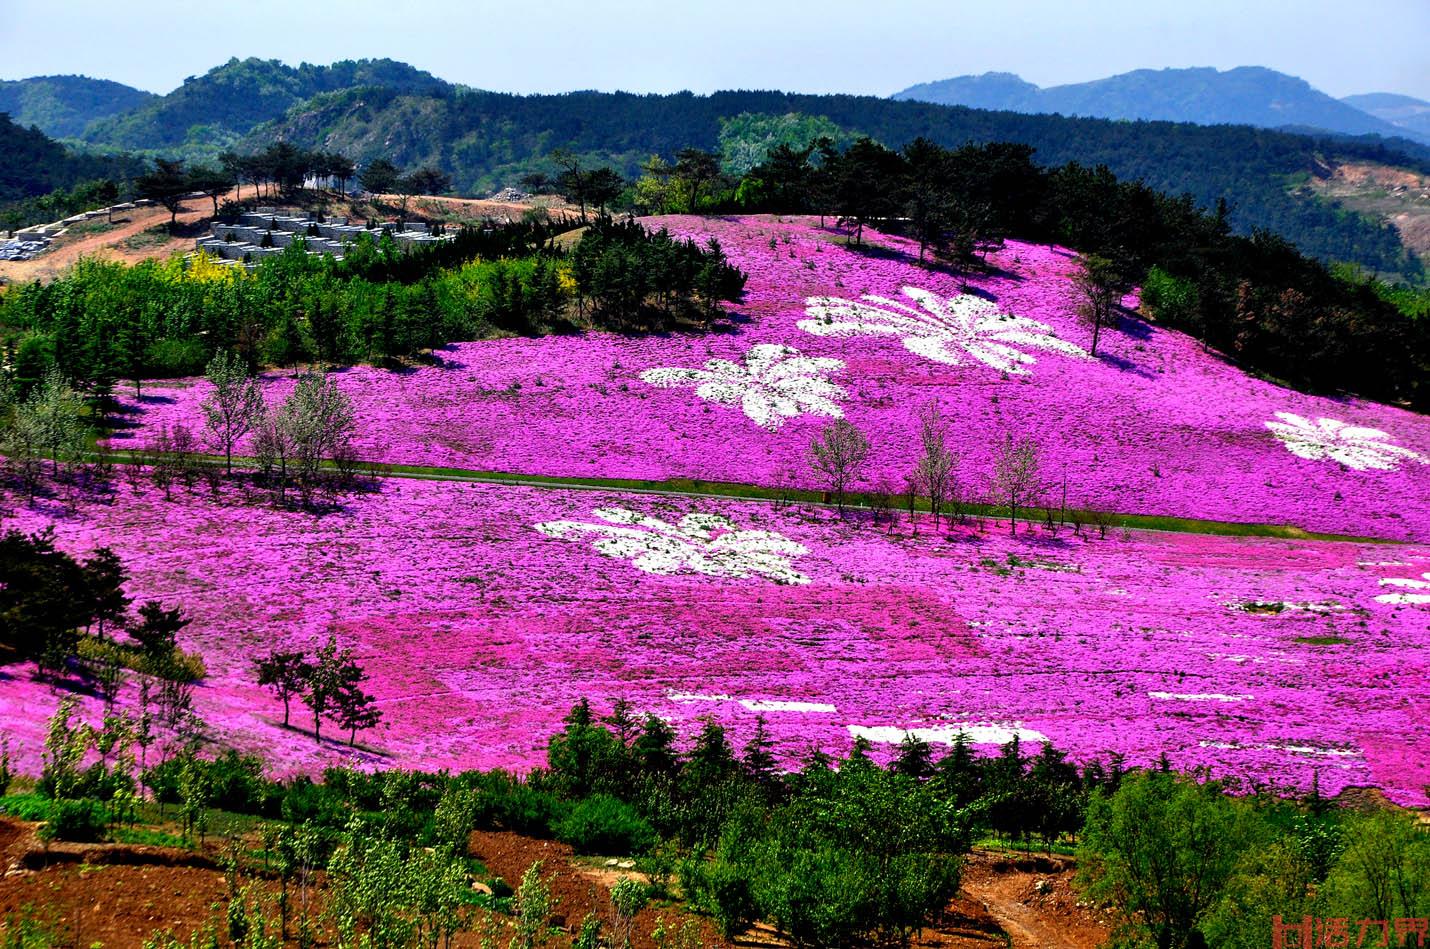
left=3, top=479, right=1426, bottom=804
left=110, top=215, right=1430, bottom=542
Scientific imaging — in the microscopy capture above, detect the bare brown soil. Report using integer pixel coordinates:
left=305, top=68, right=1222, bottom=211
left=468, top=829, right=728, bottom=947
left=958, top=850, right=1112, bottom=949
left=0, top=819, right=230, bottom=947
left=0, top=815, right=1111, bottom=949
left=1308, top=160, right=1430, bottom=265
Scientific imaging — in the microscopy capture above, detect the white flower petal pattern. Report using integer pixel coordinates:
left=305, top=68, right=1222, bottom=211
left=641, top=344, right=847, bottom=431
left=1376, top=572, right=1430, bottom=605
left=535, top=507, right=811, bottom=584
left=1265, top=412, right=1427, bottom=471
left=800, top=286, right=1088, bottom=374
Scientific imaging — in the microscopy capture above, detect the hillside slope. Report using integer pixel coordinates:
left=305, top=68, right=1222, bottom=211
left=0, top=74, right=154, bottom=138
left=894, top=66, right=1429, bottom=145
left=111, top=216, right=1430, bottom=541
left=0, top=112, right=147, bottom=202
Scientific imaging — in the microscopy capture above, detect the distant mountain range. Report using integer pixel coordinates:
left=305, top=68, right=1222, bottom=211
left=1342, top=92, right=1430, bottom=141
left=2, top=58, right=1427, bottom=278
left=892, top=67, right=1430, bottom=147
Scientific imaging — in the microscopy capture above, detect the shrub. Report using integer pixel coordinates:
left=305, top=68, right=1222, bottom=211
left=465, top=773, right=563, bottom=836
left=39, top=798, right=107, bottom=842
left=204, top=751, right=278, bottom=814
left=0, top=793, right=53, bottom=822
left=554, top=794, right=656, bottom=855
left=76, top=637, right=206, bottom=683
left=144, top=338, right=209, bottom=378
left=680, top=856, right=756, bottom=938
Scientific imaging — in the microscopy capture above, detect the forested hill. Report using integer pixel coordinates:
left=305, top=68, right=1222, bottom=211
left=251, top=86, right=1428, bottom=278
left=0, top=113, right=147, bottom=203
left=0, top=75, right=154, bottom=139
left=79, top=57, right=448, bottom=152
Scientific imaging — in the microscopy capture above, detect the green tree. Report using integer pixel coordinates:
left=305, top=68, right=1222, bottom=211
left=200, top=349, right=264, bottom=475
left=809, top=419, right=869, bottom=511
left=1074, top=253, right=1132, bottom=358
left=130, top=600, right=190, bottom=661
left=136, top=158, right=190, bottom=228
left=300, top=634, right=347, bottom=744
left=1078, top=771, right=1263, bottom=949
left=253, top=649, right=308, bottom=727
left=360, top=158, right=402, bottom=197
left=187, top=164, right=236, bottom=216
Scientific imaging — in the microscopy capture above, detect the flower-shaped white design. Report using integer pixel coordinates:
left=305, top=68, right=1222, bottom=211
left=800, top=286, right=1088, bottom=374
left=1376, top=572, right=1430, bottom=605
left=534, top=507, right=810, bottom=584
left=1264, top=412, right=1427, bottom=471
left=640, top=344, right=846, bottom=431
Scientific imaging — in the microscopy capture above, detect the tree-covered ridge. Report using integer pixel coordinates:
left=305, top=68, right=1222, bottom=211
left=0, top=112, right=147, bottom=204
left=248, top=85, right=1427, bottom=278
left=0, top=75, right=155, bottom=139
left=79, top=57, right=448, bottom=154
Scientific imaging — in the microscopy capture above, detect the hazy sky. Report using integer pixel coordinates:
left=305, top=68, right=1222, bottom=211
left=2, top=0, right=1427, bottom=100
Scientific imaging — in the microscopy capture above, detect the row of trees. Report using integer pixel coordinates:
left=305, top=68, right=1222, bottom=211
left=0, top=215, right=745, bottom=394
left=0, top=350, right=362, bottom=512
left=254, top=637, right=380, bottom=746
left=132, top=145, right=454, bottom=230
left=808, top=412, right=1090, bottom=538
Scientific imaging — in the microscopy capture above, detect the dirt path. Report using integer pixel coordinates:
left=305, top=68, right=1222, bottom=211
left=0, top=190, right=237, bottom=283
left=959, top=850, right=1111, bottom=949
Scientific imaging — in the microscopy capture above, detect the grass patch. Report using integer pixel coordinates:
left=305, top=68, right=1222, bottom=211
left=94, top=450, right=1395, bottom=544
left=0, top=792, right=52, bottom=822
left=1294, top=635, right=1353, bottom=646
left=111, top=826, right=190, bottom=849
left=973, top=834, right=1079, bottom=857
left=120, top=224, right=176, bottom=250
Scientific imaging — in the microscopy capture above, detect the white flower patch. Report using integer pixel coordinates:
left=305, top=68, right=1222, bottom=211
left=1265, top=412, right=1427, bottom=471
left=849, top=722, right=1048, bottom=745
left=1200, top=740, right=1357, bottom=759
left=535, top=507, right=811, bottom=585
left=1149, top=692, right=1253, bottom=702
left=666, top=691, right=733, bottom=704
left=740, top=699, right=837, bottom=714
left=1376, top=572, right=1430, bottom=605
left=801, top=286, right=1088, bottom=374
left=640, top=344, right=846, bottom=431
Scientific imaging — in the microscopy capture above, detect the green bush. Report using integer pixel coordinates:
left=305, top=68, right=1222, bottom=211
left=38, top=798, right=107, bottom=842
left=144, top=338, right=209, bottom=377
left=680, top=856, right=756, bottom=938
left=554, top=794, right=655, bottom=855
left=0, top=793, right=53, bottom=822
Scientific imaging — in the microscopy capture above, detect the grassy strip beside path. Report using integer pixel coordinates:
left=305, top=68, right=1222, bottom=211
left=96, top=449, right=1389, bottom=544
